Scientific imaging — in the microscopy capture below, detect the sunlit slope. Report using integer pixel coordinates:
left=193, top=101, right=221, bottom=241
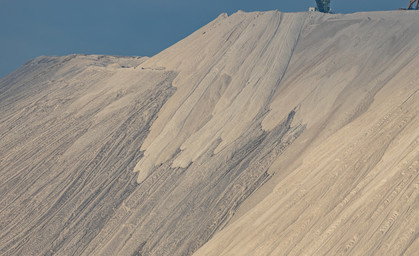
left=1, top=10, right=418, bottom=256
left=0, top=11, right=310, bottom=256
left=134, top=11, right=308, bottom=183
left=194, top=11, right=419, bottom=256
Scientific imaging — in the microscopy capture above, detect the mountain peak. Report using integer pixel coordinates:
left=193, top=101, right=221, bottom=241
left=1, top=10, right=418, bottom=256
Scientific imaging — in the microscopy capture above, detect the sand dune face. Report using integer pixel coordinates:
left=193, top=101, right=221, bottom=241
left=1, top=10, right=418, bottom=256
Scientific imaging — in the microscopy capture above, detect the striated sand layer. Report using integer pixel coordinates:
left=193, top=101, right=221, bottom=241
left=1, top=10, right=418, bottom=256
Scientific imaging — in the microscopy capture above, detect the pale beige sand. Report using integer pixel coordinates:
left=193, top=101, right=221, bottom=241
left=192, top=11, right=419, bottom=256
left=0, top=10, right=418, bottom=256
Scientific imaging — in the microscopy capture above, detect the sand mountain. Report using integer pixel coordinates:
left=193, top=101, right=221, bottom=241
left=1, top=10, right=418, bottom=256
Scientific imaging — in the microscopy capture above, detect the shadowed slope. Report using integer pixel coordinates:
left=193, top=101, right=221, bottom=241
left=0, top=55, right=177, bottom=255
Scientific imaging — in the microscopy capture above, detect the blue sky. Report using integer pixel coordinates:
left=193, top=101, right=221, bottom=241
left=0, top=0, right=409, bottom=78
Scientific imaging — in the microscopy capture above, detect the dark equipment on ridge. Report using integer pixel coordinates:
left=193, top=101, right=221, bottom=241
left=399, top=0, right=419, bottom=10
left=315, top=0, right=331, bottom=13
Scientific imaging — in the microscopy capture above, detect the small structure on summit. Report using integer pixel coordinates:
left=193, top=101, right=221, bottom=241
left=308, top=7, right=317, bottom=12
left=309, top=0, right=332, bottom=13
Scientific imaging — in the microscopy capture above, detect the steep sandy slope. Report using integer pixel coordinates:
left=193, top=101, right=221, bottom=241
left=194, top=11, right=419, bottom=256
left=1, top=10, right=418, bottom=256
left=0, top=11, right=308, bottom=256
left=0, top=55, right=178, bottom=255
left=134, top=11, right=307, bottom=183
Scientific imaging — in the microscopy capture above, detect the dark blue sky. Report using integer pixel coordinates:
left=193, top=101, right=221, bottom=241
left=0, top=0, right=408, bottom=78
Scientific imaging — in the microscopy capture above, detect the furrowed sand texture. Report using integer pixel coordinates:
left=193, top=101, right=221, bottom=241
left=1, top=10, right=418, bottom=256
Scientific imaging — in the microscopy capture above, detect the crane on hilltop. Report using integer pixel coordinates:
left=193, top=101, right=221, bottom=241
left=400, top=0, right=419, bottom=10
left=315, top=0, right=332, bottom=13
